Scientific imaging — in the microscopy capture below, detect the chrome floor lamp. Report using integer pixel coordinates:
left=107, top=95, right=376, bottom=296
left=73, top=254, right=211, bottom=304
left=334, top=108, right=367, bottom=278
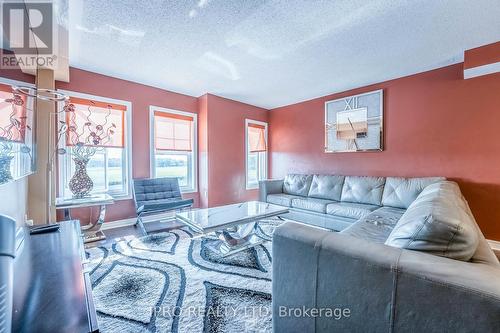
left=12, top=86, right=68, bottom=223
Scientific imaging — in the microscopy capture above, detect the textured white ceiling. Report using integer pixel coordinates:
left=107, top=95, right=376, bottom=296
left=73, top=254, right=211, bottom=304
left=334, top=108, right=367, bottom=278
left=69, top=0, right=500, bottom=109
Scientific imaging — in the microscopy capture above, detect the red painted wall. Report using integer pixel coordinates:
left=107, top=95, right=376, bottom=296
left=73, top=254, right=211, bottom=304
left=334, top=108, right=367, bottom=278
left=56, top=67, right=200, bottom=224
left=464, top=41, right=500, bottom=69
left=198, top=94, right=210, bottom=208
left=200, top=94, right=268, bottom=207
left=0, top=68, right=35, bottom=84
left=269, top=64, right=500, bottom=240
left=54, top=69, right=268, bottom=223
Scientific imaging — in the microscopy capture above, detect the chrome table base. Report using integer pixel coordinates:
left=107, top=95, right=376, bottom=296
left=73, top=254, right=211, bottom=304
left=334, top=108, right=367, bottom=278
left=56, top=194, right=114, bottom=244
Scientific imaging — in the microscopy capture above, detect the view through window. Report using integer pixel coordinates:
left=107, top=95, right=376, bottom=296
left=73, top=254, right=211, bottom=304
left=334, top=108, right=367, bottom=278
left=58, top=92, right=131, bottom=198
left=246, top=119, right=268, bottom=189
left=151, top=107, right=197, bottom=192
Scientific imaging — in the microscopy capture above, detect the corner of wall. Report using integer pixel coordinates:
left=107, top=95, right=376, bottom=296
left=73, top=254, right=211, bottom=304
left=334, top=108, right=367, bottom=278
left=197, top=94, right=209, bottom=208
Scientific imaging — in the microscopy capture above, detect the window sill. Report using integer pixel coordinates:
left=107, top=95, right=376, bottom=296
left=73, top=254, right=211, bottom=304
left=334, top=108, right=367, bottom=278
left=246, top=184, right=259, bottom=190
left=180, top=189, right=198, bottom=194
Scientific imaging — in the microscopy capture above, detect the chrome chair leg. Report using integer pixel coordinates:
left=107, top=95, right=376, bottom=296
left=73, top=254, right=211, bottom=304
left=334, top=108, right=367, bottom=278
left=135, top=214, right=148, bottom=236
left=134, top=204, right=193, bottom=236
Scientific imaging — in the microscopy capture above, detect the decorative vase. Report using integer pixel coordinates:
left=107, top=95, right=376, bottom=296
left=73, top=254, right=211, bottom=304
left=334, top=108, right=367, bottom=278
left=0, top=155, right=13, bottom=184
left=69, top=157, right=93, bottom=198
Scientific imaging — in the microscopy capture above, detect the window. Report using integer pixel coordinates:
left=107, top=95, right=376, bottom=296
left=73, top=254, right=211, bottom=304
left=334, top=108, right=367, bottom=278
left=57, top=91, right=132, bottom=199
left=150, top=106, right=197, bottom=192
left=0, top=79, right=35, bottom=180
left=246, top=119, right=268, bottom=189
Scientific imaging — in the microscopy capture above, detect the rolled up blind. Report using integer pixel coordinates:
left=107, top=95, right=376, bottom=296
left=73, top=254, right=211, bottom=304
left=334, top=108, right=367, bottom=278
left=65, top=97, right=126, bottom=148
left=0, top=83, right=26, bottom=143
left=154, top=111, right=193, bottom=152
left=248, top=123, right=266, bottom=153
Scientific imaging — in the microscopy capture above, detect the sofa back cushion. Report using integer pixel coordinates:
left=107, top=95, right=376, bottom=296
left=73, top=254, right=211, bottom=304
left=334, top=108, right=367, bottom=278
left=382, top=177, right=445, bottom=209
left=385, top=181, right=479, bottom=261
left=308, top=175, right=345, bottom=201
left=283, top=174, right=313, bottom=197
left=133, top=177, right=182, bottom=208
left=340, top=176, right=386, bottom=205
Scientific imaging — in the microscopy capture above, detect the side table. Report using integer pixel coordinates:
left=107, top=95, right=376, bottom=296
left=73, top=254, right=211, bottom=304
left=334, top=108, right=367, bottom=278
left=55, top=194, right=114, bottom=243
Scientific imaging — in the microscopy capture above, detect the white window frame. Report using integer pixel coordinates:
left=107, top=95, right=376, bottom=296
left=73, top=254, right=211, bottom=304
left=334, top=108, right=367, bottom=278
left=149, top=106, right=198, bottom=193
left=57, top=90, right=133, bottom=200
left=245, top=119, right=268, bottom=190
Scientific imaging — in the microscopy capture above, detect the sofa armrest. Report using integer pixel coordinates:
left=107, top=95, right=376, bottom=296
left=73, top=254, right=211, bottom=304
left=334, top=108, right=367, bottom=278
left=273, top=222, right=500, bottom=332
left=258, top=179, right=284, bottom=202
left=393, top=247, right=500, bottom=332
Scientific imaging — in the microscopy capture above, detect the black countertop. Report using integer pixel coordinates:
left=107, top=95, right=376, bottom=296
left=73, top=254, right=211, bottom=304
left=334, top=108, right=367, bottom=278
left=12, top=220, right=97, bottom=333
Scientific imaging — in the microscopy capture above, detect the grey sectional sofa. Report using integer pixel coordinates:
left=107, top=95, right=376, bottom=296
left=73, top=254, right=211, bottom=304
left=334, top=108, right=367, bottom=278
left=259, top=174, right=500, bottom=332
left=260, top=174, right=446, bottom=231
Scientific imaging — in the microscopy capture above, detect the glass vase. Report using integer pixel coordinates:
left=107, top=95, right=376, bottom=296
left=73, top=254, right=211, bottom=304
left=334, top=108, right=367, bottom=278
left=0, top=155, right=13, bottom=184
left=69, top=157, right=93, bottom=198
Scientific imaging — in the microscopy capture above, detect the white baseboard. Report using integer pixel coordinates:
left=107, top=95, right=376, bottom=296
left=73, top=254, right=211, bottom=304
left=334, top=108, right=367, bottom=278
left=101, top=218, right=136, bottom=230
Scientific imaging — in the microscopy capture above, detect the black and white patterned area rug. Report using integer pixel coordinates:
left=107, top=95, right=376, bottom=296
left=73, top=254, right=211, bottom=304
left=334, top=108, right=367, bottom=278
left=86, top=219, right=284, bottom=333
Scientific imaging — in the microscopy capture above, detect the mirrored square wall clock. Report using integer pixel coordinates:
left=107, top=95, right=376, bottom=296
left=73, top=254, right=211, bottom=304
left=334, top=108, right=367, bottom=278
left=325, top=89, right=383, bottom=153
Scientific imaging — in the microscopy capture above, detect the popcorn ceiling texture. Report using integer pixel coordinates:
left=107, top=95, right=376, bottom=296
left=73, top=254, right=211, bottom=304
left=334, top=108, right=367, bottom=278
left=70, top=0, right=500, bottom=108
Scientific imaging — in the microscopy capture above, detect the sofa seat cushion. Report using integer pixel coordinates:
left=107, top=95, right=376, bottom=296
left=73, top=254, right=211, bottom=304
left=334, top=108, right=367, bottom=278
left=307, top=175, right=345, bottom=201
left=382, top=177, right=445, bottom=209
left=340, top=176, right=386, bottom=205
left=283, top=174, right=313, bottom=196
left=385, top=181, right=479, bottom=261
left=291, top=197, right=335, bottom=213
left=267, top=194, right=302, bottom=207
left=340, top=207, right=406, bottom=243
left=326, top=202, right=379, bottom=220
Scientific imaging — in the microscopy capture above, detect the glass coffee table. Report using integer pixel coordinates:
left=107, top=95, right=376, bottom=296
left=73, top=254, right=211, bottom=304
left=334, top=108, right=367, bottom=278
left=176, top=201, right=288, bottom=257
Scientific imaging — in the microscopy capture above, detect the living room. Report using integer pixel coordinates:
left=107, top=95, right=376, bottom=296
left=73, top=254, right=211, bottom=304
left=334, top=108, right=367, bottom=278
left=0, top=1, right=499, bottom=332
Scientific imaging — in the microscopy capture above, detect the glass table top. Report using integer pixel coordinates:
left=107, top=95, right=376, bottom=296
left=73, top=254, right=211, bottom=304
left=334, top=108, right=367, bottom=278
left=55, top=194, right=115, bottom=208
left=176, top=201, right=288, bottom=233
